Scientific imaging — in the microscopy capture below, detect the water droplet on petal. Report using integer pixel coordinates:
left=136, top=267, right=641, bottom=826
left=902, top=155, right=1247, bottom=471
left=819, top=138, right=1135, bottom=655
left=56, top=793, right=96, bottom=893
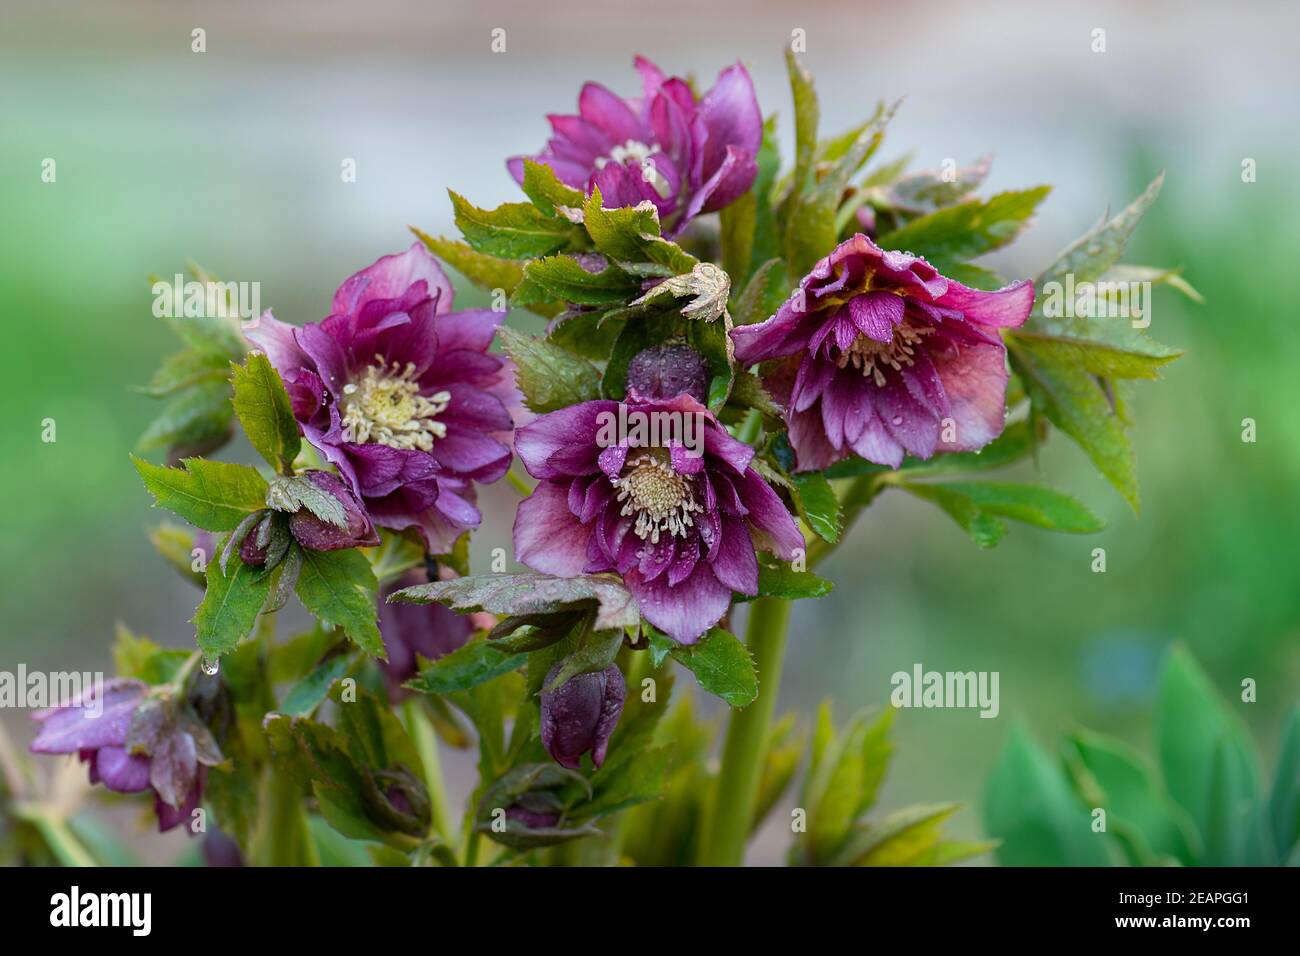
left=200, top=656, right=220, bottom=676
left=891, top=415, right=904, bottom=426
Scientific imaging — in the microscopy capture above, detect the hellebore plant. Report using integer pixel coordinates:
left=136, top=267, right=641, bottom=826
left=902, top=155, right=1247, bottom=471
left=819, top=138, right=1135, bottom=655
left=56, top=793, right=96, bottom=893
left=23, top=50, right=1199, bottom=868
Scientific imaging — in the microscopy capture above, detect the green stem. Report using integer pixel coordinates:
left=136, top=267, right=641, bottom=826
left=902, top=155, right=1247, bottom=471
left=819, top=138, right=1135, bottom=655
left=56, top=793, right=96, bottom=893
left=250, top=768, right=318, bottom=866
left=30, top=811, right=98, bottom=867
left=699, top=595, right=792, bottom=866
left=402, top=698, right=453, bottom=844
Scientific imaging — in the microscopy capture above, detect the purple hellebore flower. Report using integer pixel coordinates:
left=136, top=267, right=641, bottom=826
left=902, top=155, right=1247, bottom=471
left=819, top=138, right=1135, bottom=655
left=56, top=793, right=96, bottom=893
left=246, top=242, right=518, bottom=552
left=508, top=56, right=762, bottom=235
left=377, top=567, right=480, bottom=699
left=29, top=679, right=219, bottom=834
left=731, top=233, right=1035, bottom=471
left=512, top=393, right=804, bottom=643
left=540, top=663, right=625, bottom=770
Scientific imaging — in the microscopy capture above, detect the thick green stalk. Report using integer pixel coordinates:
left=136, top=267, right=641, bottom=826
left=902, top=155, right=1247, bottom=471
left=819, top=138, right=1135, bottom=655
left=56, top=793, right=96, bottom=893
left=250, top=768, right=318, bottom=866
left=402, top=698, right=453, bottom=843
left=699, top=595, right=792, bottom=866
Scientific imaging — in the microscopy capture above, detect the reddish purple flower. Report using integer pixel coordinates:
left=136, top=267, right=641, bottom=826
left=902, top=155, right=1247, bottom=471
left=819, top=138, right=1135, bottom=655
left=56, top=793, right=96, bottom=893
left=540, top=663, right=624, bottom=770
left=731, top=234, right=1034, bottom=471
left=512, top=393, right=803, bottom=643
left=247, top=243, right=516, bottom=552
left=30, top=679, right=219, bottom=833
left=508, top=56, right=761, bottom=235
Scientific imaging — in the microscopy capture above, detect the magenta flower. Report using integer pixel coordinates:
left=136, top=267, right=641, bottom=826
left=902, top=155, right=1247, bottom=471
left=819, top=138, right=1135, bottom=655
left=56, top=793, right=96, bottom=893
left=30, top=679, right=219, bottom=833
left=512, top=393, right=803, bottom=643
left=731, top=234, right=1035, bottom=471
left=247, top=243, right=517, bottom=551
left=508, top=56, right=761, bottom=235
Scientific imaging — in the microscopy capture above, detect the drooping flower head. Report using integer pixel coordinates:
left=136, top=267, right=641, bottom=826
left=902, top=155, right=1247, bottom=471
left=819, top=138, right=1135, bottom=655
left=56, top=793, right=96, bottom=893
left=512, top=393, right=803, bottom=643
left=731, top=233, right=1034, bottom=471
left=29, top=679, right=220, bottom=833
left=247, top=243, right=517, bottom=551
left=540, top=662, right=625, bottom=770
left=377, top=566, right=480, bottom=700
left=508, top=56, right=762, bottom=235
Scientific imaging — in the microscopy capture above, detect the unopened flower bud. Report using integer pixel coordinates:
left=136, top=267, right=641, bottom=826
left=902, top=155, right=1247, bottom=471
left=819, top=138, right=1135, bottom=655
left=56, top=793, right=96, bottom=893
left=540, top=663, right=625, bottom=770
left=626, top=342, right=710, bottom=403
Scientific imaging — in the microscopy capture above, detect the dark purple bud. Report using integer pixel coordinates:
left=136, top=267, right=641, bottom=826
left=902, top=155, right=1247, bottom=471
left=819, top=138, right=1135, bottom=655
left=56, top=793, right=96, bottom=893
left=288, top=471, right=381, bottom=552
left=626, top=342, right=711, bottom=403
left=361, top=767, right=431, bottom=836
left=540, top=663, right=625, bottom=770
left=202, top=827, right=245, bottom=867
left=239, top=529, right=270, bottom=566
left=505, top=799, right=560, bottom=831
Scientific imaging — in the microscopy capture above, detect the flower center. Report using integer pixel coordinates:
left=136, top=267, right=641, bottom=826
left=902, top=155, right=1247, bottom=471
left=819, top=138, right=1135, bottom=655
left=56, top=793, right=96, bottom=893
left=611, top=452, right=702, bottom=544
left=836, top=323, right=935, bottom=387
left=340, top=357, right=450, bottom=452
left=594, top=139, right=672, bottom=201
left=595, top=139, right=658, bottom=169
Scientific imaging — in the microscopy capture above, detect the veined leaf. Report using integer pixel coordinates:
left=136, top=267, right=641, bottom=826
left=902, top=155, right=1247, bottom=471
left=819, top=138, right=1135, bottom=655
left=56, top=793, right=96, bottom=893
left=194, top=555, right=271, bottom=658
left=134, top=455, right=268, bottom=531
left=231, top=352, right=300, bottom=472
left=877, top=186, right=1051, bottom=271
left=496, top=326, right=602, bottom=413
left=294, top=548, right=383, bottom=658
left=449, top=190, right=577, bottom=259
left=410, top=228, right=525, bottom=296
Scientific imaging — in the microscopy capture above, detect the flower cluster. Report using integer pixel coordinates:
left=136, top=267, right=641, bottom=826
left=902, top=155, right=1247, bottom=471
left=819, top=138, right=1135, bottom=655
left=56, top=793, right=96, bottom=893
left=32, top=47, right=1180, bottom=866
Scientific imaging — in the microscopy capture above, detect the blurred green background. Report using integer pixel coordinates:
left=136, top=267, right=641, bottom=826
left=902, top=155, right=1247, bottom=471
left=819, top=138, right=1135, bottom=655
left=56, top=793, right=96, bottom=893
left=2, top=0, right=1297, bottom=863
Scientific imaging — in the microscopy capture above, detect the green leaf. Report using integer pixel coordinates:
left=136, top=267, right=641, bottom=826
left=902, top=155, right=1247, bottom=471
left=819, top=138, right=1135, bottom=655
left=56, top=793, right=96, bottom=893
left=281, top=654, right=355, bottom=717
left=406, top=639, right=527, bottom=695
left=928, top=481, right=1104, bottom=533
left=899, top=482, right=1002, bottom=548
left=582, top=746, right=672, bottom=818
left=747, top=117, right=782, bottom=281
left=495, top=326, right=602, bottom=413
left=193, top=554, right=272, bottom=658
left=449, top=190, right=577, bottom=259
left=135, top=348, right=230, bottom=398
left=515, top=255, right=642, bottom=306
left=733, top=258, right=788, bottom=327
left=831, top=802, right=962, bottom=866
left=390, top=571, right=639, bottom=632
left=648, top=627, right=757, bottom=708
left=1009, top=339, right=1139, bottom=510
left=133, top=455, right=268, bottom=531
left=111, top=624, right=190, bottom=684
left=783, top=50, right=819, bottom=218
left=745, top=562, right=833, bottom=601
left=264, top=473, right=349, bottom=528
left=410, top=228, right=525, bottom=296
left=785, top=100, right=894, bottom=278
left=582, top=189, right=698, bottom=275
left=798, top=708, right=894, bottom=864
left=1037, top=172, right=1164, bottom=289
left=543, top=627, right=624, bottom=692
left=789, top=470, right=842, bottom=544
left=520, top=158, right=586, bottom=214
left=876, top=187, right=1051, bottom=271
left=983, top=724, right=1118, bottom=866
left=294, top=549, right=383, bottom=657
left=136, top=380, right=233, bottom=453
left=1155, top=646, right=1261, bottom=862
left=1064, top=729, right=1198, bottom=865
left=1269, top=707, right=1300, bottom=861
left=720, top=190, right=756, bottom=287
left=231, top=352, right=300, bottom=472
